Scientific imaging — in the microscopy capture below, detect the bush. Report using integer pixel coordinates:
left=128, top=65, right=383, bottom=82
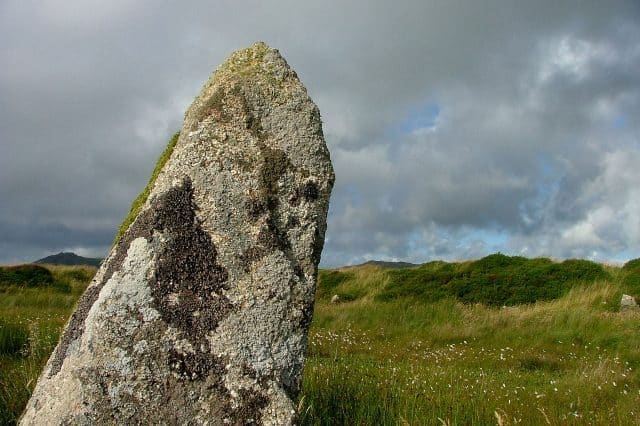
left=0, top=265, right=53, bottom=288
left=376, top=262, right=455, bottom=303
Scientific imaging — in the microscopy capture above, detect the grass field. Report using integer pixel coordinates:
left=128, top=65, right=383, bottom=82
left=0, top=264, right=95, bottom=425
left=1, top=257, right=639, bottom=425
left=300, top=260, right=640, bottom=425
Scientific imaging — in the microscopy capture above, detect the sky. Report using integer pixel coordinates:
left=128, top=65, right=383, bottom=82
left=1, top=1, right=640, bottom=268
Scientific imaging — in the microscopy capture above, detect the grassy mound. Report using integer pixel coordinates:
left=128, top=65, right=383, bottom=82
left=621, top=257, right=640, bottom=297
left=372, top=254, right=609, bottom=306
left=0, top=265, right=53, bottom=288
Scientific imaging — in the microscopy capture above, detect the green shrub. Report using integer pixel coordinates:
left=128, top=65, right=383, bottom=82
left=0, top=265, right=53, bottom=287
left=0, top=320, right=29, bottom=357
left=621, top=272, right=640, bottom=298
left=621, top=258, right=640, bottom=296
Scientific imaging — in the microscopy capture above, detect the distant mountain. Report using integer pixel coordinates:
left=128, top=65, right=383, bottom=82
left=341, top=260, right=420, bottom=270
left=35, top=252, right=102, bottom=267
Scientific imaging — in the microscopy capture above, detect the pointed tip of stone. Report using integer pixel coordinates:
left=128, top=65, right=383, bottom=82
left=184, top=41, right=302, bottom=132
left=216, top=41, right=288, bottom=78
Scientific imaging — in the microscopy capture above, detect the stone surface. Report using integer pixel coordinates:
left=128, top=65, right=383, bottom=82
left=21, top=42, right=334, bottom=425
left=620, top=294, right=639, bottom=312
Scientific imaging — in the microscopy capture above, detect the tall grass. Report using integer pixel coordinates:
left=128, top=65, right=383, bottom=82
left=0, top=264, right=94, bottom=425
left=0, top=320, right=29, bottom=356
left=301, top=261, right=640, bottom=425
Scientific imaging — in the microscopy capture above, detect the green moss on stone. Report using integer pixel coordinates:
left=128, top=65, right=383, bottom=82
left=112, top=132, right=180, bottom=246
left=216, top=42, right=270, bottom=80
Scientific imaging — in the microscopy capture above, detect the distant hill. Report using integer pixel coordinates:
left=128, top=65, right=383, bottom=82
left=35, top=252, right=103, bottom=267
left=341, top=260, right=420, bottom=270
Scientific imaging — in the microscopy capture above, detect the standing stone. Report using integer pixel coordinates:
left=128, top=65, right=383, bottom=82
left=621, top=294, right=639, bottom=312
left=21, top=42, right=334, bottom=425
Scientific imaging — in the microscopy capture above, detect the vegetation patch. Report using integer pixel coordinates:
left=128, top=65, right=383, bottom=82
left=0, top=264, right=95, bottom=425
left=302, top=265, right=638, bottom=425
left=620, top=257, right=640, bottom=298
left=0, top=265, right=53, bottom=288
left=113, top=131, right=180, bottom=245
left=622, top=258, right=640, bottom=271
left=377, top=253, right=609, bottom=306
left=316, top=270, right=355, bottom=302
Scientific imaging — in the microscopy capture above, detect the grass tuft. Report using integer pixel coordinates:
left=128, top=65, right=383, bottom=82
left=0, top=320, right=29, bottom=357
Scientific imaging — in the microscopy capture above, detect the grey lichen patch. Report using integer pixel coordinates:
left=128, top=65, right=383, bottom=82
left=49, top=172, right=178, bottom=375
left=49, top=283, right=102, bottom=375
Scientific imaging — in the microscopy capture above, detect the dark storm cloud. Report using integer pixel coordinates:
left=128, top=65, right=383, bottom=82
left=1, top=1, right=639, bottom=266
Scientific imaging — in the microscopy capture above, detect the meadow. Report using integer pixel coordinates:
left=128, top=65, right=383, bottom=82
left=1, top=256, right=639, bottom=425
left=0, top=264, right=95, bottom=425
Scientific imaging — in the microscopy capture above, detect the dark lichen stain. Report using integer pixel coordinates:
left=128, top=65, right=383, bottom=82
left=299, top=302, right=315, bottom=332
left=240, top=110, right=310, bottom=279
left=257, top=144, right=290, bottom=192
left=196, top=88, right=230, bottom=124
left=49, top=177, right=269, bottom=423
left=50, top=178, right=231, bottom=378
left=147, top=179, right=230, bottom=348
left=290, top=181, right=319, bottom=207
left=302, top=181, right=319, bottom=201
left=228, top=388, right=269, bottom=425
left=168, top=348, right=226, bottom=382
left=240, top=215, right=300, bottom=280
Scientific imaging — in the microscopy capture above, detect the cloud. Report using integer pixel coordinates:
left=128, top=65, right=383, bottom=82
left=1, top=1, right=639, bottom=267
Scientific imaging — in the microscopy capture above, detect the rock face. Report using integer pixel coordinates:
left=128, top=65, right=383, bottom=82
left=21, top=42, right=334, bottom=425
left=621, top=294, right=639, bottom=312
